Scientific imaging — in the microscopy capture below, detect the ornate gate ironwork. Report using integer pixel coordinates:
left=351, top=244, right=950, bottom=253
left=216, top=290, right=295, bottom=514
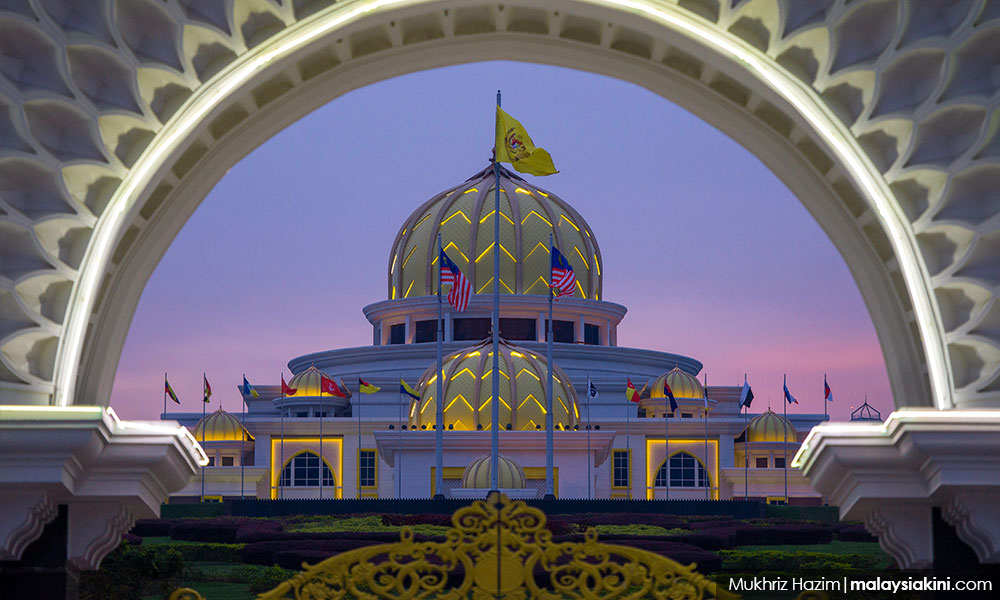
left=251, top=492, right=735, bottom=600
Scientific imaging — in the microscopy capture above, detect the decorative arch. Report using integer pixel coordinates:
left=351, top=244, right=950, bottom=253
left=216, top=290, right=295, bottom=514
left=278, top=450, right=337, bottom=488
left=653, top=450, right=710, bottom=488
left=2, top=0, right=999, bottom=415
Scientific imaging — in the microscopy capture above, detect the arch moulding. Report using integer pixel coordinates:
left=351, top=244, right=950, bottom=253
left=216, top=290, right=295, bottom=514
left=3, top=0, right=1000, bottom=572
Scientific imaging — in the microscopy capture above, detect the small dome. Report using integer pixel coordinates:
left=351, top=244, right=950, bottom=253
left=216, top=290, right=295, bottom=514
left=287, top=365, right=331, bottom=397
left=388, top=164, right=602, bottom=301
left=651, top=367, right=704, bottom=400
left=745, top=409, right=797, bottom=443
left=191, top=407, right=253, bottom=442
left=409, top=337, right=578, bottom=431
left=462, top=454, right=526, bottom=489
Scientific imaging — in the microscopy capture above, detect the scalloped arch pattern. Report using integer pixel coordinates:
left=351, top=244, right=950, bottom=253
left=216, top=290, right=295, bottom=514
left=2, top=0, right=999, bottom=413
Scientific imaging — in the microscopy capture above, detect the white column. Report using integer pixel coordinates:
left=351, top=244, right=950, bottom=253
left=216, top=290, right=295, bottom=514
left=405, top=315, right=412, bottom=344
left=537, top=311, right=545, bottom=341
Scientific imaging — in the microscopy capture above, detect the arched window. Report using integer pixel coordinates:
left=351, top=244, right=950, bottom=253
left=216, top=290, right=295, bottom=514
left=654, top=452, right=708, bottom=488
left=279, top=452, right=335, bottom=487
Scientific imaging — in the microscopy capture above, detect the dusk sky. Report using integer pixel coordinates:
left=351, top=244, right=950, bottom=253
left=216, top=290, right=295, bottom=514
left=110, top=61, right=891, bottom=422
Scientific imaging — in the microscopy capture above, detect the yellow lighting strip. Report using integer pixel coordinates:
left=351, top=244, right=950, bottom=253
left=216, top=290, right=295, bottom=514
left=411, top=213, right=431, bottom=231
left=403, top=280, right=415, bottom=298
left=269, top=437, right=342, bottom=499
left=463, top=187, right=478, bottom=194
left=559, top=214, right=580, bottom=232
left=574, top=246, right=590, bottom=268
left=645, top=438, right=719, bottom=499
left=521, top=210, right=553, bottom=227
left=61, top=0, right=947, bottom=415
left=440, top=210, right=471, bottom=226
left=517, top=367, right=540, bottom=381
left=478, top=210, right=516, bottom=226
left=594, top=254, right=600, bottom=276
left=400, top=245, right=418, bottom=269
left=515, top=187, right=532, bottom=195
left=450, top=367, right=476, bottom=381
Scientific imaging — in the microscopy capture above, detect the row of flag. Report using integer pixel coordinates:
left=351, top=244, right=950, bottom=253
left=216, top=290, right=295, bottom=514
left=164, top=374, right=383, bottom=404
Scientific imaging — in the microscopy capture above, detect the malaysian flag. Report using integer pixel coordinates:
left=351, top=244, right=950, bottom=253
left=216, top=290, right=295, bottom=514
left=440, top=247, right=472, bottom=312
left=550, top=246, right=576, bottom=299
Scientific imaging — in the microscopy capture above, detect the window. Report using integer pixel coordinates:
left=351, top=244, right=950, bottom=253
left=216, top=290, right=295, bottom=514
left=681, top=413, right=692, bottom=418
left=389, top=323, right=405, bottom=345
left=206, top=456, right=215, bottom=467
left=756, top=457, right=769, bottom=468
left=774, top=457, right=786, bottom=468
left=654, top=452, right=709, bottom=487
left=414, top=320, right=437, bottom=343
left=544, top=320, right=575, bottom=343
left=359, top=449, right=377, bottom=489
left=584, top=323, right=600, bottom=345
left=500, top=318, right=536, bottom=341
left=221, top=456, right=234, bottom=466
left=612, top=449, right=630, bottom=488
left=454, top=318, right=490, bottom=341
left=279, top=452, right=335, bottom=487
left=296, top=411, right=308, bottom=418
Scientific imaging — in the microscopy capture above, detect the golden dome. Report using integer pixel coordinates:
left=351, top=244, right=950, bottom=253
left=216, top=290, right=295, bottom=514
left=191, top=407, right=253, bottom=442
left=651, top=367, right=704, bottom=400
left=409, top=338, right=579, bottom=431
left=462, top=454, right=526, bottom=489
left=287, top=365, right=331, bottom=397
left=745, top=409, right=797, bottom=443
left=388, top=165, right=602, bottom=301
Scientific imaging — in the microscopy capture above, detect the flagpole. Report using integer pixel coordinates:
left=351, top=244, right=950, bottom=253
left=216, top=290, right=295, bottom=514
left=625, top=375, right=631, bottom=499
left=201, top=373, right=207, bottom=501
left=280, top=372, right=285, bottom=500
left=704, top=372, right=709, bottom=500
left=240, top=385, right=245, bottom=500
left=319, top=377, right=324, bottom=500
left=586, top=373, right=592, bottom=500
left=783, top=374, right=788, bottom=505
left=664, top=379, right=670, bottom=501
left=490, top=89, right=501, bottom=493
left=824, top=374, right=828, bottom=419
left=356, top=375, right=362, bottom=499
left=163, top=372, right=167, bottom=416
left=397, top=373, right=402, bottom=499
left=435, top=234, right=445, bottom=499
left=743, top=374, right=748, bottom=500
left=544, top=233, right=555, bottom=499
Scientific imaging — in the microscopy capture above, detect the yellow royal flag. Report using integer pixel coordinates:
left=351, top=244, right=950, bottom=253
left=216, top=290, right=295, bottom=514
left=495, top=106, right=558, bottom=176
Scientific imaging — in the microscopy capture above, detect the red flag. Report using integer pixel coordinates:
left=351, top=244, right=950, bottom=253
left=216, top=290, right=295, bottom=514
left=320, top=374, right=347, bottom=398
left=440, top=247, right=472, bottom=312
left=281, top=375, right=297, bottom=397
left=626, top=378, right=641, bottom=403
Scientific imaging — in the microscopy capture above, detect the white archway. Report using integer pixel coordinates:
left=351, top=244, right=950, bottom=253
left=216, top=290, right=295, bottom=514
left=3, top=0, right=1000, bottom=571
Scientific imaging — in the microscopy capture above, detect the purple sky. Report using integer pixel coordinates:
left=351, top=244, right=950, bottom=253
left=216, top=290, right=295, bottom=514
left=110, top=61, right=891, bottom=422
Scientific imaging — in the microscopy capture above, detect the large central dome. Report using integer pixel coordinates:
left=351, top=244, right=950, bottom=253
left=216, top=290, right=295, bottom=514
left=387, top=165, right=602, bottom=301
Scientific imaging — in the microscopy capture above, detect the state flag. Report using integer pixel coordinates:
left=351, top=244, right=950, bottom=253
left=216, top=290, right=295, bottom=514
left=400, top=379, right=421, bottom=401
left=626, top=378, right=640, bottom=403
left=320, top=374, right=348, bottom=398
left=495, top=106, right=558, bottom=176
left=359, top=378, right=380, bottom=394
left=281, top=375, right=297, bottom=397
left=242, top=375, right=259, bottom=398
left=203, top=375, right=212, bottom=404
left=783, top=375, right=798, bottom=404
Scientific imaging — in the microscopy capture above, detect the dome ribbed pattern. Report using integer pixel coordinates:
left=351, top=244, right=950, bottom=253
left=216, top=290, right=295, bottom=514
left=287, top=365, right=330, bottom=397
left=461, top=454, right=526, bottom=489
left=409, top=338, right=578, bottom=431
left=191, top=407, right=253, bottom=442
left=651, top=367, right=704, bottom=399
left=388, top=165, right=602, bottom=301
left=745, top=409, right=797, bottom=443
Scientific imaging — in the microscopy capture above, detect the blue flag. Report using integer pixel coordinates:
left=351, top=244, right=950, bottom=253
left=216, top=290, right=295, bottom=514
left=664, top=381, right=677, bottom=414
left=783, top=375, right=798, bottom=404
left=242, top=375, right=259, bottom=398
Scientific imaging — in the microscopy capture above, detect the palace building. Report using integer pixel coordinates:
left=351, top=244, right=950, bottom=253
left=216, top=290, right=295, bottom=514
left=164, top=165, right=838, bottom=504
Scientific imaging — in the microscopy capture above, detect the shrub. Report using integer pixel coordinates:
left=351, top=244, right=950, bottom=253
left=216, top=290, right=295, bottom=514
left=836, top=523, right=878, bottom=543
left=79, top=543, right=183, bottom=600
left=381, top=513, right=453, bottom=527
left=732, top=523, right=832, bottom=546
left=121, top=533, right=142, bottom=546
left=130, top=519, right=174, bottom=537
left=239, top=565, right=298, bottom=594
left=240, top=535, right=441, bottom=566
left=155, top=541, right=244, bottom=562
left=719, top=549, right=878, bottom=571
left=169, top=518, right=282, bottom=543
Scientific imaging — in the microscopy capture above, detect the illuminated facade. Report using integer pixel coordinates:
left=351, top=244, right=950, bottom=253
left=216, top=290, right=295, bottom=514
left=166, top=166, right=827, bottom=503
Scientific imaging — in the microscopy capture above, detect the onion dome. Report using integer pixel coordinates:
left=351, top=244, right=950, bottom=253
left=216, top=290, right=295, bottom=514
left=744, top=409, right=797, bottom=442
left=287, top=365, right=330, bottom=397
left=409, top=337, right=579, bottom=431
left=191, top=407, right=253, bottom=442
left=388, top=164, right=602, bottom=301
left=651, top=366, right=704, bottom=399
left=462, top=454, right=526, bottom=489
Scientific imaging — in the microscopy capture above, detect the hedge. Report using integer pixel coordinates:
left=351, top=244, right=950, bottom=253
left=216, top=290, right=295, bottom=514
left=719, top=549, right=879, bottom=571
left=168, top=518, right=283, bottom=543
